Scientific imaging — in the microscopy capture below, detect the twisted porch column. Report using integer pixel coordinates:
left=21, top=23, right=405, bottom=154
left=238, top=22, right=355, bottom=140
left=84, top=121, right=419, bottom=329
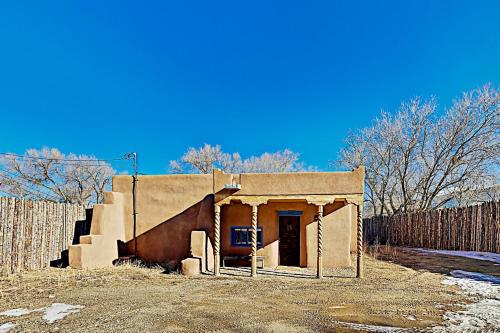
left=214, top=204, right=221, bottom=276
left=356, top=204, right=364, bottom=278
left=251, top=205, right=258, bottom=277
left=317, top=205, right=324, bottom=279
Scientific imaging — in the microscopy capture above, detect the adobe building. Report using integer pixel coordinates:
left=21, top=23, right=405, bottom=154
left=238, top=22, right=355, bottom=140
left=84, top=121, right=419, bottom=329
left=69, top=167, right=365, bottom=278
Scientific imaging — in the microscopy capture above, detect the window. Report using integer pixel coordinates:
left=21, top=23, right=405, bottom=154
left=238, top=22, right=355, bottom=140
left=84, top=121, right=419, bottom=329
left=278, top=210, right=303, bottom=216
left=230, top=226, right=263, bottom=247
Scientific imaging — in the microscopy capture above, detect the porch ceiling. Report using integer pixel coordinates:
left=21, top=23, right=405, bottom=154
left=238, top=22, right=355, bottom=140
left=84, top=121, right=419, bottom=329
left=216, top=194, right=363, bottom=206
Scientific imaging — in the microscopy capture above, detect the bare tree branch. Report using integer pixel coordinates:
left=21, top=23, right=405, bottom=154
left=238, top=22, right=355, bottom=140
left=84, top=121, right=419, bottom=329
left=169, top=144, right=311, bottom=174
left=0, top=148, right=115, bottom=205
left=338, top=84, right=499, bottom=216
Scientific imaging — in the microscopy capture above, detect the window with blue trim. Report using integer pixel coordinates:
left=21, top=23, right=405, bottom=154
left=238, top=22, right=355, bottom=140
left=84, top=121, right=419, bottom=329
left=230, top=226, right=263, bottom=247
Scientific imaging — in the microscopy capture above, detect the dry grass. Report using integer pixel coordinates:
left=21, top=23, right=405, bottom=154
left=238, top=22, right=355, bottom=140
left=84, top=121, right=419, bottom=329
left=0, top=257, right=466, bottom=333
left=370, top=246, right=500, bottom=278
left=366, top=241, right=400, bottom=261
left=0, top=262, right=166, bottom=303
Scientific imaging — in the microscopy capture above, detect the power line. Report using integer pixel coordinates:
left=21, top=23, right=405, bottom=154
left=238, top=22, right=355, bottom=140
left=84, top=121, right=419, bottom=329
left=0, top=152, right=128, bottom=162
left=0, top=151, right=139, bottom=202
left=0, top=161, right=119, bottom=167
left=0, top=154, right=131, bottom=167
left=0, top=169, right=100, bottom=203
left=0, top=171, right=61, bottom=202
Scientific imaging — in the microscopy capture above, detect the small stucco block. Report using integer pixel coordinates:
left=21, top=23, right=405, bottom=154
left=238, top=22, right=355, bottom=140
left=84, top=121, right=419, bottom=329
left=190, top=231, right=206, bottom=269
left=190, top=230, right=215, bottom=273
left=181, top=257, right=201, bottom=276
left=206, top=236, right=214, bottom=272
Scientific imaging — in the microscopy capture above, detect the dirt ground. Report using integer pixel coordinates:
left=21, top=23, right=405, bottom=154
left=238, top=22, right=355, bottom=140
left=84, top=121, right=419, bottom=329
left=0, top=254, right=469, bottom=333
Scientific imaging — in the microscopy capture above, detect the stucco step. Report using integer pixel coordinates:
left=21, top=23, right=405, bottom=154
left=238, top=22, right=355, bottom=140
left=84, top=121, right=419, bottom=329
left=79, top=235, right=93, bottom=244
left=79, top=234, right=105, bottom=245
left=103, top=191, right=127, bottom=205
left=69, top=241, right=118, bottom=270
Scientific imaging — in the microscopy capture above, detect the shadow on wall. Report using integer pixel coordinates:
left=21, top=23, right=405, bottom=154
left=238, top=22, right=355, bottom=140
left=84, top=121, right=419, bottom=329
left=123, top=195, right=215, bottom=269
left=50, top=208, right=93, bottom=268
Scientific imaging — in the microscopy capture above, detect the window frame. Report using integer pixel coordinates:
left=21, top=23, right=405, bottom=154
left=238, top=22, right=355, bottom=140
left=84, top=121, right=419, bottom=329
left=230, top=226, right=263, bottom=247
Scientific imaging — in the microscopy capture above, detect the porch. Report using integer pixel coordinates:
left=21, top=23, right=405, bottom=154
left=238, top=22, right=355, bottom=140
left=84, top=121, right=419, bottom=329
left=218, top=265, right=356, bottom=279
left=213, top=194, right=364, bottom=278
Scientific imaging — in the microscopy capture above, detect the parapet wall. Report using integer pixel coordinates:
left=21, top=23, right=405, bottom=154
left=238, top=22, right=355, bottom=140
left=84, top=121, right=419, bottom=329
left=233, top=167, right=364, bottom=196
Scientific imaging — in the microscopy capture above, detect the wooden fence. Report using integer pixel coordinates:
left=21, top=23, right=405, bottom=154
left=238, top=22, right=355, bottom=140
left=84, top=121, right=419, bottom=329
left=364, top=201, right=499, bottom=253
left=0, top=197, right=86, bottom=274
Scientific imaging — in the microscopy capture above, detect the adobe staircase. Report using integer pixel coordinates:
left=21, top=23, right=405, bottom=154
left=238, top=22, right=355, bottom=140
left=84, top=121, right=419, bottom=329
left=69, top=192, right=128, bottom=269
left=69, top=191, right=214, bottom=274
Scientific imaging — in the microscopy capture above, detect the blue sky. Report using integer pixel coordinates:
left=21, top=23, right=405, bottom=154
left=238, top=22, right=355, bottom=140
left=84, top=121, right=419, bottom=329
left=0, top=1, right=499, bottom=174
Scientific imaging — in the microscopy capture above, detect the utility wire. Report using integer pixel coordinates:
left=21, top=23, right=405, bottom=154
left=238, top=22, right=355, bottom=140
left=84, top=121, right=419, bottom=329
left=0, top=171, right=61, bottom=202
left=0, top=154, right=130, bottom=167
left=0, top=169, right=97, bottom=203
left=0, top=151, right=138, bottom=201
left=0, top=152, right=128, bottom=162
left=0, top=161, right=118, bottom=167
left=0, top=169, right=88, bottom=202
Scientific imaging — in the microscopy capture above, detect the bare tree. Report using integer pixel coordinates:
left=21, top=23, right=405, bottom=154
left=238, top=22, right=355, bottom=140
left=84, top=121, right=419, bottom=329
left=415, top=86, right=499, bottom=209
left=240, top=150, right=307, bottom=173
left=0, top=148, right=116, bottom=205
left=339, top=84, right=499, bottom=215
left=169, top=144, right=310, bottom=174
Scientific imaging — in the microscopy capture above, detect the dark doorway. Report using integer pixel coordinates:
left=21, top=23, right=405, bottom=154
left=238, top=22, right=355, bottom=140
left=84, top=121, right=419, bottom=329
left=279, top=215, right=300, bottom=266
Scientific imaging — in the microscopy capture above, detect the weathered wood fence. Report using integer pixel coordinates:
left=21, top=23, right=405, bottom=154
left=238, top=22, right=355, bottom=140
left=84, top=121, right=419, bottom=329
left=0, top=197, right=86, bottom=274
left=364, top=201, right=499, bottom=253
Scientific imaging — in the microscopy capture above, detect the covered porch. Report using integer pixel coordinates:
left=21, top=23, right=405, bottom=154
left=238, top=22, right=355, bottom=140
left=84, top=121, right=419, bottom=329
left=213, top=194, right=364, bottom=278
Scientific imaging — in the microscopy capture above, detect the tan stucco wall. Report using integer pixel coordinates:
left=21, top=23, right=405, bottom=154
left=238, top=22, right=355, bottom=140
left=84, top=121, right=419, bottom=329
left=306, top=203, right=353, bottom=268
left=113, top=174, right=216, bottom=240
left=112, top=174, right=219, bottom=264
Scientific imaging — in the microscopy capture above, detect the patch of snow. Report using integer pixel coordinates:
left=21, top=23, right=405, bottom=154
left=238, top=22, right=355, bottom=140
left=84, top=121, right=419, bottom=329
left=0, top=308, right=31, bottom=317
left=450, top=270, right=500, bottom=284
left=436, top=270, right=500, bottom=332
left=411, top=248, right=500, bottom=264
left=406, top=315, right=416, bottom=321
left=42, top=303, right=84, bottom=324
left=0, top=303, right=84, bottom=324
left=334, top=321, right=412, bottom=332
left=0, top=323, right=16, bottom=333
left=432, top=299, right=500, bottom=333
left=442, top=271, right=500, bottom=299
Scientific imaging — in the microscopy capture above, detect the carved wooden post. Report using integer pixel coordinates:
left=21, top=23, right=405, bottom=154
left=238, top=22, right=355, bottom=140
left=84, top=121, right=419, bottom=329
left=251, top=205, right=258, bottom=277
left=356, top=204, right=364, bottom=278
left=214, top=204, right=221, bottom=276
left=317, top=205, right=324, bottom=278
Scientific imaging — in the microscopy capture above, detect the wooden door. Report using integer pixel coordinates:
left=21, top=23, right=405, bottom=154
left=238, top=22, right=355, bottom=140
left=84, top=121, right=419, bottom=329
left=279, top=215, right=300, bottom=266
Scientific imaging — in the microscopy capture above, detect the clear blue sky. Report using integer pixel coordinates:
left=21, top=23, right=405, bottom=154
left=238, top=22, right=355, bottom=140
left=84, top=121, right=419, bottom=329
left=1, top=1, right=499, bottom=174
